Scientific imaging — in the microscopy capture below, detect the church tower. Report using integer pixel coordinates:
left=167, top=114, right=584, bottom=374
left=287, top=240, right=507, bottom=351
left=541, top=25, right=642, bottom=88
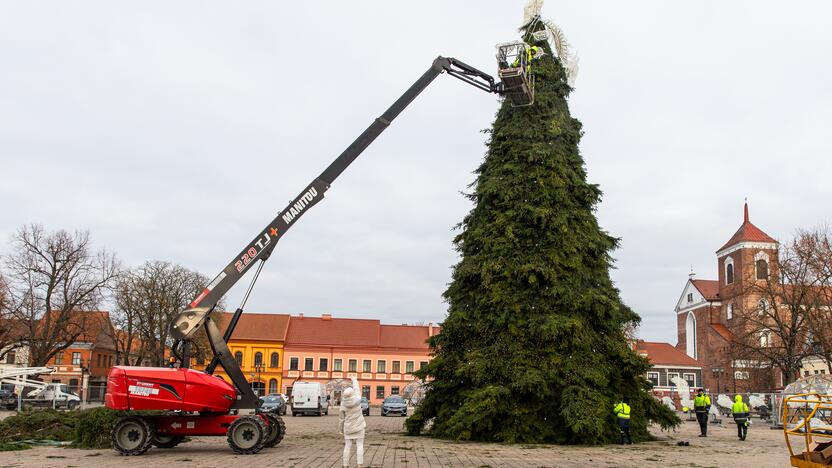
left=716, top=202, right=778, bottom=320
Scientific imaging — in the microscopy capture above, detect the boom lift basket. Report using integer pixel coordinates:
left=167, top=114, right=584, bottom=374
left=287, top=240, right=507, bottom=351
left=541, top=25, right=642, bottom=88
left=783, top=394, right=832, bottom=467
left=496, top=41, right=535, bottom=107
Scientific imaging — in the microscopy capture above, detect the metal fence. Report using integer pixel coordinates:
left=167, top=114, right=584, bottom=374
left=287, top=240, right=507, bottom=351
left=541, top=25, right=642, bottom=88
left=655, top=389, right=781, bottom=424
left=86, top=382, right=107, bottom=402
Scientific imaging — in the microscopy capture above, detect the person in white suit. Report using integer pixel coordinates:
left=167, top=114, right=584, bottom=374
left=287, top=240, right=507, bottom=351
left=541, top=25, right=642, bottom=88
left=339, top=377, right=367, bottom=467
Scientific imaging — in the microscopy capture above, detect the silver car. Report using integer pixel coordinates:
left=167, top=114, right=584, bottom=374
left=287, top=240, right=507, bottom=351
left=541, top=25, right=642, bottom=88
left=381, top=395, right=407, bottom=417
left=360, top=397, right=370, bottom=416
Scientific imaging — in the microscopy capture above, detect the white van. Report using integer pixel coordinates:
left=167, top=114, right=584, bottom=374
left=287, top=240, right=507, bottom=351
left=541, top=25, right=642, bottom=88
left=290, top=381, right=329, bottom=416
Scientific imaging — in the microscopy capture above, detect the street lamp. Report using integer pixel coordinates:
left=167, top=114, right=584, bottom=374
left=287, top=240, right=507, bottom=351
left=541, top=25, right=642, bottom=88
left=712, top=367, right=724, bottom=395
left=252, top=364, right=265, bottom=396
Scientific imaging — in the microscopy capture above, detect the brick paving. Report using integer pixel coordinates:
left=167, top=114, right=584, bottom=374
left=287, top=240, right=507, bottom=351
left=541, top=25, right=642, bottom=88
left=0, top=411, right=793, bottom=467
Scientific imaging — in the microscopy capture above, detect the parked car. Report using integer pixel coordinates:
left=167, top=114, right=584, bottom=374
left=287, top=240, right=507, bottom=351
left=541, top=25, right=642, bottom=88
left=259, top=394, right=287, bottom=415
left=381, top=395, right=407, bottom=417
left=360, top=397, right=369, bottom=416
left=291, top=381, right=329, bottom=416
left=21, top=383, right=80, bottom=410
left=1, top=389, right=16, bottom=410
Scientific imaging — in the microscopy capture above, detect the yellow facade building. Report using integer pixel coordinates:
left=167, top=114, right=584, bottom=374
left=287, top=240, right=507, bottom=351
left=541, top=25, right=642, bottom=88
left=191, top=312, right=290, bottom=395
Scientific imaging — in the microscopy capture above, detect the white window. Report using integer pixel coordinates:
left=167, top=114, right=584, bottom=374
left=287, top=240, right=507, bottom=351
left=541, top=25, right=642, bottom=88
left=727, top=303, right=733, bottom=320
left=668, top=372, right=680, bottom=386
left=755, top=251, right=770, bottom=280
left=760, top=329, right=772, bottom=347
left=725, top=257, right=735, bottom=284
left=687, top=293, right=693, bottom=303
left=685, top=312, right=697, bottom=359
left=646, top=372, right=660, bottom=386
left=734, top=371, right=749, bottom=380
left=683, top=373, right=696, bottom=387
left=758, top=299, right=768, bottom=316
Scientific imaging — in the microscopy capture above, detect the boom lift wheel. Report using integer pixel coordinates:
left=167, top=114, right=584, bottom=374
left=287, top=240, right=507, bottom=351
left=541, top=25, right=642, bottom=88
left=226, top=415, right=267, bottom=454
left=262, top=413, right=286, bottom=448
left=112, top=416, right=154, bottom=456
left=152, top=434, right=185, bottom=448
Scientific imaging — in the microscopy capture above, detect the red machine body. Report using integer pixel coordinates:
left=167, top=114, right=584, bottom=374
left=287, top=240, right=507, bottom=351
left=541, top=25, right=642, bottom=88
left=106, top=366, right=235, bottom=413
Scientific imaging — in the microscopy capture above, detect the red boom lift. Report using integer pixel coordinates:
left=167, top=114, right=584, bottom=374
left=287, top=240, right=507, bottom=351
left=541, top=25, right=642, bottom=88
left=105, top=47, right=536, bottom=455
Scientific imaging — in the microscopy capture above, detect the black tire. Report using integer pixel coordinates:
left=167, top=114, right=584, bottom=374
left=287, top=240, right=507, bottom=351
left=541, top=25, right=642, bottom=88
left=112, top=416, right=154, bottom=456
left=67, top=400, right=79, bottom=410
left=226, top=415, right=267, bottom=455
left=152, top=434, right=185, bottom=449
left=262, top=413, right=286, bottom=448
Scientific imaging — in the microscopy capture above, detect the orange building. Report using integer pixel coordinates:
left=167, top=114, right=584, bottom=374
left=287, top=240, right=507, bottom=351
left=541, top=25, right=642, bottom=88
left=43, top=310, right=116, bottom=401
left=282, top=314, right=438, bottom=404
left=190, top=312, right=290, bottom=396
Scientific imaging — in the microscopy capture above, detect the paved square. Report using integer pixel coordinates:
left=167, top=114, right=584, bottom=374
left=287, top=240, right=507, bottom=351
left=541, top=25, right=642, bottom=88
left=0, top=411, right=793, bottom=467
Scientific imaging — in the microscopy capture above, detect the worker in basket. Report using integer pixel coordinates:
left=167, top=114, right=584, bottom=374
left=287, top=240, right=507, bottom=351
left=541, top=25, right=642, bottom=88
left=511, top=45, right=544, bottom=70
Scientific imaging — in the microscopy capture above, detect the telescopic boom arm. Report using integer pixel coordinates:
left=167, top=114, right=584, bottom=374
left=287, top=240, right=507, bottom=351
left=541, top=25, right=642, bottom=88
left=169, top=56, right=503, bottom=407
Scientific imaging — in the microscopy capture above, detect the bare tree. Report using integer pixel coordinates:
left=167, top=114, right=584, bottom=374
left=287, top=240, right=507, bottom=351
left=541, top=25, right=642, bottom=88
left=2, top=225, right=119, bottom=366
left=797, top=226, right=832, bottom=371
left=112, top=261, right=216, bottom=366
left=0, top=273, right=22, bottom=361
left=729, top=237, right=816, bottom=387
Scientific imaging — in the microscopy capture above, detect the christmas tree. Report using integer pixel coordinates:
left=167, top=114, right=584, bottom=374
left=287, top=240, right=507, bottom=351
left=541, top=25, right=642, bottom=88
left=406, top=13, right=679, bottom=444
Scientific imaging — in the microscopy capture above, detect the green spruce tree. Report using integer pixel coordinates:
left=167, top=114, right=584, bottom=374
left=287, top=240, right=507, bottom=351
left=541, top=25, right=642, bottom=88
left=406, top=23, right=679, bottom=444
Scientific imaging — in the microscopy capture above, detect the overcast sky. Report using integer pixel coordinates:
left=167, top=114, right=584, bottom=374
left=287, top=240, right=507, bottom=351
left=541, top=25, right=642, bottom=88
left=1, top=1, right=831, bottom=344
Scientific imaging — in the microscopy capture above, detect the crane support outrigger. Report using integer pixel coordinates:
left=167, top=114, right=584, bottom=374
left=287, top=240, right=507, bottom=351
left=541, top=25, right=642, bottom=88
left=106, top=50, right=535, bottom=456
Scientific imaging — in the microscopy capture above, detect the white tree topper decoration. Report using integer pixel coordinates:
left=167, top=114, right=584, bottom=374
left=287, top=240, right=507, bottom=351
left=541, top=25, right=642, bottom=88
left=521, top=0, right=579, bottom=87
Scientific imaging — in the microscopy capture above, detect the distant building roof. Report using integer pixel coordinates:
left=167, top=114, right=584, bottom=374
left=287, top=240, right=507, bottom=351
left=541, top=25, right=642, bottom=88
left=379, top=324, right=432, bottom=350
left=691, top=279, right=720, bottom=301
left=285, top=314, right=435, bottom=350
left=636, top=341, right=701, bottom=367
left=717, top=203, right=777, bottom=252
left=710, top=323, right=732, bottom=342
left=217, top=312, right=290, bottom=342
left=39, top=310, right=112, bottom=343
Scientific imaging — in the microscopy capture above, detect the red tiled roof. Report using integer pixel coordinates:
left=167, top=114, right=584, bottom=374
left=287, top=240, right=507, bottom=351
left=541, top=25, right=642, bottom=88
left=717, top=203, right=776, bottom=252
left=636, top=341, right=701, bottom=367
left=691, top=279, right=720, bottom=301
left=216, top=312, right=290, bottom=342
left=286, top=316, right=381, bottom=347
left=711, top=323, right=732, bottom=342
left=379, top=325, right=431, bottom=350
left=40, top=310, right=112, bottom=343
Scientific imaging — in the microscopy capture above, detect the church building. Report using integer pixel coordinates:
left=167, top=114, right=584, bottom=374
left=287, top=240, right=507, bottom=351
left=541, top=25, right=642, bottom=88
left=674, top=203, right=779, bottom=393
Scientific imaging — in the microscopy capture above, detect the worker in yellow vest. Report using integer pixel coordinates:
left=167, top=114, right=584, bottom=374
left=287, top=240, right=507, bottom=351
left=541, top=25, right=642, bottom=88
left=511, top=45, right=544, bottom=69
left=613, top=399, right=632, bottom=445
left=693, top=389, right=711, bottom=437
left=732, top=395, right=750, bottom=441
